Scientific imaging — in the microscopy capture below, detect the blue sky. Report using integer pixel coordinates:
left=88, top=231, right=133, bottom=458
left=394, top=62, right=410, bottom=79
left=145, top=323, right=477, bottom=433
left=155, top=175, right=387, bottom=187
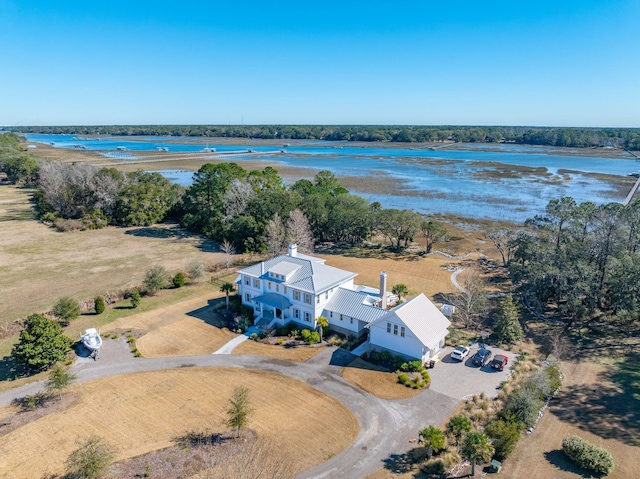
left=1, top=0, right=638, bottom=127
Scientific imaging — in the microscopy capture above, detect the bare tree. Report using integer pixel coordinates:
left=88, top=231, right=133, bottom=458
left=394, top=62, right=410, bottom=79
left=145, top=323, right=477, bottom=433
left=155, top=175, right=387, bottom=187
left=449, top=268, right=488, bottom=329
left=198, top=437, right=296, bottom=479
left=186, top=259, right=205, bottom=283
left=264, top=213, right=287, bottom=257
left=286, top=209, right=314, bottom=253
left=485, top=228, right=522, bottom=268
left=222, top=179, right=256, bottom=222
left=220, top=239, right=236, bottom=268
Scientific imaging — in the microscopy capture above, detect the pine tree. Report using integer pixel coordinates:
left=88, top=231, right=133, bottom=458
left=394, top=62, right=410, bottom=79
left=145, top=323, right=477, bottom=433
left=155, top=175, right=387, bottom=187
left=493, top=294, right=524, bottom=343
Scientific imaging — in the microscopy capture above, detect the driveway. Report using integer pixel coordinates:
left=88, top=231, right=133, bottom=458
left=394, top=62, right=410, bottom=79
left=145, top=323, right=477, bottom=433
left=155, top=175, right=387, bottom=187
left=0, top=340, right=459, bottom=479
left=429, top=343, right=518, bottom=400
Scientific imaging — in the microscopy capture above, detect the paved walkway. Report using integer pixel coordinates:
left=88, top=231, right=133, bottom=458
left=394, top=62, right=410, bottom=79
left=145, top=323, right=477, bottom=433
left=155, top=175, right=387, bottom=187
left=0, top=337, right=459, bottom=479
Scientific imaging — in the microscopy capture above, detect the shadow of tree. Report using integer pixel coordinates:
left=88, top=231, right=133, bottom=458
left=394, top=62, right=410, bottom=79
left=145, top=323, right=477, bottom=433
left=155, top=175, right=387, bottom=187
left=549, top=357, right=640, bottom=447
left=543, top=449, right=597, bottom=478
left=0, top=356, right=31, bottom=382
left=124, top=224, right=218, bottom=252
left=382, top=451, right=416, bottom=474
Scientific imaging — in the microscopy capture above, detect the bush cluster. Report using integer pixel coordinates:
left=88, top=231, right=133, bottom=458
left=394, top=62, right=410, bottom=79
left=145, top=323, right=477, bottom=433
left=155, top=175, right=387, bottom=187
left=562, top=435, right=614, bottom=475
left=300, top=329, right=320, bottom=344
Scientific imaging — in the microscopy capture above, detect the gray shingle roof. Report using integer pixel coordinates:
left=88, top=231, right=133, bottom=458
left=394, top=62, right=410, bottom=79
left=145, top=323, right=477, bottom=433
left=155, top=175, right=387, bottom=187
left=323, top=288, right=388, bottom=324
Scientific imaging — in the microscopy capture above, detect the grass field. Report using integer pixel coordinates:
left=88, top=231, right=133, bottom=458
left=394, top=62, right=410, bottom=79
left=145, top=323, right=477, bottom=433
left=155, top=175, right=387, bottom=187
left=0, top=367, right=358, bottom=478
left=0, top=186, right=227, bottom=325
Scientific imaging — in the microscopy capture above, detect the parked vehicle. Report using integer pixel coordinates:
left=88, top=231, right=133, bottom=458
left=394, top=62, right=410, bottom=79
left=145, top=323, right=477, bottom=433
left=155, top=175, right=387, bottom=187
left=472, top=348, right=493, bottom=367
left=450, top=345, right=470, bottom=361
left=490, top=354, right=509, bottom=371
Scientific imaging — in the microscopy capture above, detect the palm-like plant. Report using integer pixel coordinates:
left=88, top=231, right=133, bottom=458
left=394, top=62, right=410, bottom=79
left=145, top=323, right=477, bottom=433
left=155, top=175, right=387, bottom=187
left=392, top=283, right=409, bottom=301
left=462, top=431, right=494, bottom=476
left=220, top=282, right=235, bottom=309
left=316, top=316, right=329, bottom=343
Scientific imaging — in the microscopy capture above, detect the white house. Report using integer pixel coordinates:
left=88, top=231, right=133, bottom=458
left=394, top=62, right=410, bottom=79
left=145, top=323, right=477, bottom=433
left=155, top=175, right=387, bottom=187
left=368, top=294, right=451, bottom=363
left=236, top=245, right=450, bottom=361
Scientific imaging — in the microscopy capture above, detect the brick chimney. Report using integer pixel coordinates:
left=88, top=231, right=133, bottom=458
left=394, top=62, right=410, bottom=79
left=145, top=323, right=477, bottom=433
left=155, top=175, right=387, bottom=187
left=380, top=271, right=387, bottom=309
left=288, top=244, right=298, bottom=257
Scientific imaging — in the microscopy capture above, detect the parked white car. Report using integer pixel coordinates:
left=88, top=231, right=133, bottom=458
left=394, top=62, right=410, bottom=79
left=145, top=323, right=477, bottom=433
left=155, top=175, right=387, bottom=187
left=450, top=345, right=470, bottom=361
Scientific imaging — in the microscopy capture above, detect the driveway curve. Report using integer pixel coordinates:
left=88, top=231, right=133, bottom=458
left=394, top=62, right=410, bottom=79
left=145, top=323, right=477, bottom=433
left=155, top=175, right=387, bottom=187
left=0, top=341, right=459, bottom=479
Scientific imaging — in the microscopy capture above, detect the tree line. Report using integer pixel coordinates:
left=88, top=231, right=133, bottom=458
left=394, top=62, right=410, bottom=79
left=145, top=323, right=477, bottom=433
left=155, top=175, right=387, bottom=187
left=492, top=197, right=640, bottom=329
left=6, top=125, right=640, bottom=149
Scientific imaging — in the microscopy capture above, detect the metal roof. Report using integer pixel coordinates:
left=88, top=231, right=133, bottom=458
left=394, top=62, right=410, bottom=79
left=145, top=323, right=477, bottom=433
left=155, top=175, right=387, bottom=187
left=372, top=293, right=451, bottom=347
left=323, top=288, right=388, bottom=324
left=253, top=293, right=293, bottom=310
left=237, top=252, right=357, bottom=294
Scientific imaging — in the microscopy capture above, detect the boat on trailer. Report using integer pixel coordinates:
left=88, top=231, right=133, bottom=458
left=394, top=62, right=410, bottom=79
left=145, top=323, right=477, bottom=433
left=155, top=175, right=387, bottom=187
left=81, top=328, right=102, bottom=358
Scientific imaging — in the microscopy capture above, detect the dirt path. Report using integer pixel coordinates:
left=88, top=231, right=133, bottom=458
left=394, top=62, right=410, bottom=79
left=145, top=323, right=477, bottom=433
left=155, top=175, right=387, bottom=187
left=0, top=343, right=458, bottom=479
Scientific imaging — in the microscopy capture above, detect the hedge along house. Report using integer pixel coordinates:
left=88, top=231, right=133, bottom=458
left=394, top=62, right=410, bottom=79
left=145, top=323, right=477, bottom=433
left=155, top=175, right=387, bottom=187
left=236, top=245, right=450, bottom=361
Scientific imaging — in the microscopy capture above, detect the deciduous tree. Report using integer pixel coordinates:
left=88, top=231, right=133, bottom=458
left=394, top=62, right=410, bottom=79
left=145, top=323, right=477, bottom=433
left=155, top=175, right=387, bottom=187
left=46, top=363, right=76, bottom=400
left=225, top=386, right=253, bottom=438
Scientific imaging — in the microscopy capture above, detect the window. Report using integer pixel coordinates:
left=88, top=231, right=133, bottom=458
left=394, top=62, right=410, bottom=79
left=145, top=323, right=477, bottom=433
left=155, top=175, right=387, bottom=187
left=294, top=309, right=299, bottom=319
left=304, top=293, right=312, bottom=304
left=244, top=276, right=250, bottom=285
left=275, top=284, right=280, bottom=292
left=253, top=279, right=260, bottom=288
left=329, top=311, right=333, bottom=318
left=245, top=293, right=251, bottom=302
left=350, top=317, right=353, bottom=324
left=268, top=281, right=272, bottom=290
left=393, top=324, right=398, bottom=335
left=284, top=286, right=287, bottom=294
left=304, top=312, right=311, bottom=322
left=316, top=296, right=320, bottom=304
left=339, top=314, right=343, bottom=321
left=325, top=291, right=329, bottom=299
left=387, top=322, right=391, bottom=333
left=400, top=326, right=405, bottom=337
left=293, top=290, right=300, bottom=301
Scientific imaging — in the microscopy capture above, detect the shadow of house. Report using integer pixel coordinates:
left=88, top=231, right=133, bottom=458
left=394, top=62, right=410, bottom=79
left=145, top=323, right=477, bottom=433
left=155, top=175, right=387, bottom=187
left=186, top=299, right=228, bottom=328
left=329, top=348, right=358, bottom=367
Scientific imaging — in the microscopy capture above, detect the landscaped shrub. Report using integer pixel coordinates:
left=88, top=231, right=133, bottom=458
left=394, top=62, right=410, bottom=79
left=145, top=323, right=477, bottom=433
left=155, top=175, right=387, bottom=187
left=301, top=330, right=320, bottom=344
left=53, top=296, right=81, bottom=324
left=173, top=272, right=185, bottom=288
left=398, top=373, right=409, bottom=384
left=94, top=296, right=105, bottom=315
left=562, top=435, right=614, bottom=475
left=400, top=360, right=424, bottom=372
left=130, top=290, right=141, bottom=308
left=485, top=419, right=521, bottom=460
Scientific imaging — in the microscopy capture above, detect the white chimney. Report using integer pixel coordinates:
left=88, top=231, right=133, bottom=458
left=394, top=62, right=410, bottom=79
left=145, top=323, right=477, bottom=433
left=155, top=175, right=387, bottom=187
left=288, top=244, right=298, bottom=257
left=380, top=271, right=387, bottom=309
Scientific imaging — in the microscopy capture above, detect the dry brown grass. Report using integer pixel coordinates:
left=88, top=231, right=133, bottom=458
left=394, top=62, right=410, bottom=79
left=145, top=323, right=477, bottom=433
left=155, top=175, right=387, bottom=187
left=504, top=360, right=640, bottom=479
left=0, top=186, right=226, bottom=324
left=232, top=339, right=327, bottom=362
left=103, top=291, right=236, bottom=357
left=316, top=252, right=460, bottom=299
left=341, top=357, right=423, bottom=400
left=0, top=367, right=358, bottom=478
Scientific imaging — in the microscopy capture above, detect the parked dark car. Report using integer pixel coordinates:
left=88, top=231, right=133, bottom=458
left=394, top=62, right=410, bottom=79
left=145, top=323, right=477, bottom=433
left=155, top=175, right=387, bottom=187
left=490, top=354, right=509, bottom=371
left=472, top=348, right=492, bottom=367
